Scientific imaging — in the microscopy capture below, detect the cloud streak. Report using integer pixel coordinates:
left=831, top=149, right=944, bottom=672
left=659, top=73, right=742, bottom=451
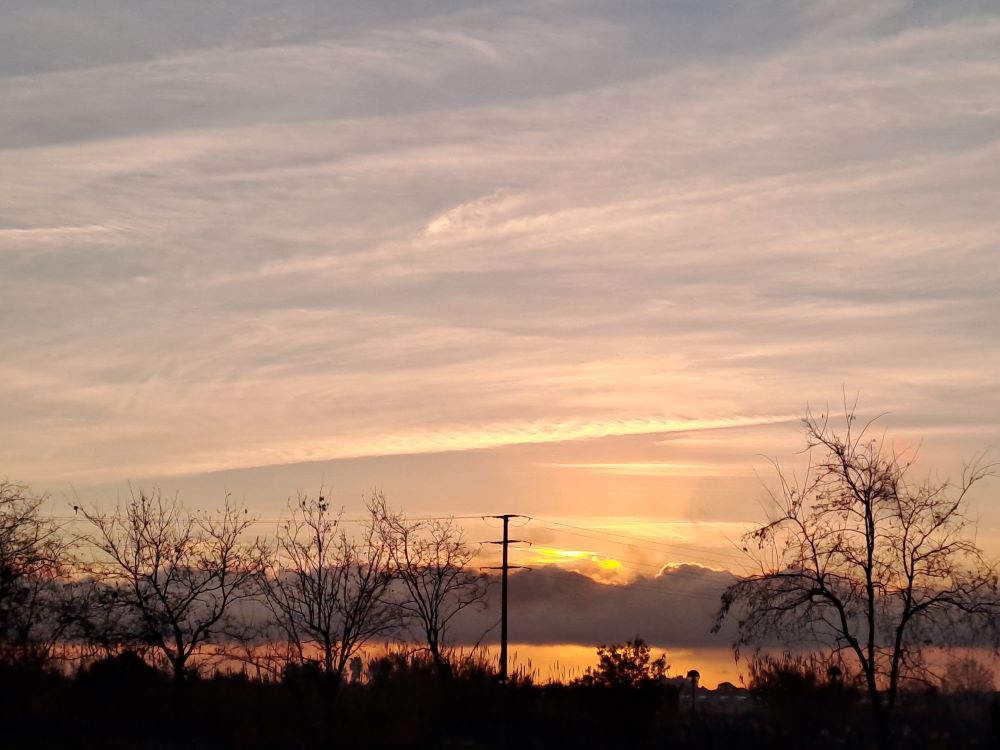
left=1, top=0, right=998, bottom=519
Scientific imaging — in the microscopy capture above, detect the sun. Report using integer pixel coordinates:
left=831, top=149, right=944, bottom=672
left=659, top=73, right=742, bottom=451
left=526, top=546, right=628, bottom=582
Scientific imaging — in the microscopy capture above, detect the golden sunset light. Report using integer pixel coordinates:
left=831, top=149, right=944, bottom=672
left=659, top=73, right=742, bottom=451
left=3, top=1, right=1000, bottom=746
left=522, top=546, right=628, bottom=582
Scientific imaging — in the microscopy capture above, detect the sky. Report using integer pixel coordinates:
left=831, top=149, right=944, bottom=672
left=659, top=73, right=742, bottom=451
left=3, top=0, right=1000, bottom=682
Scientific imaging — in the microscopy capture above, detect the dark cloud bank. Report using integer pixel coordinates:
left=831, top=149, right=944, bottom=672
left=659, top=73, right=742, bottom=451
left=452, top=564, right=737, bottom=648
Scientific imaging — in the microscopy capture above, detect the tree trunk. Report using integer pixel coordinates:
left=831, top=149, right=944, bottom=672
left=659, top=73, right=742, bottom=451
left=320, top=660, right=344, bottom=741
left=428, top=637, right=452, bottom=682
left=171, top=655, right=187, bottom=684
left=324, top=666, right=342, bottom=702
left=867, top=678, right=890, bottom=750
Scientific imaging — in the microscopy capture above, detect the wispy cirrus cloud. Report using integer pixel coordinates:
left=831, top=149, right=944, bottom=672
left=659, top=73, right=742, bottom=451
left=539, top=463, right=751, bottom=478
left=1, top=0, right=998, bottom=520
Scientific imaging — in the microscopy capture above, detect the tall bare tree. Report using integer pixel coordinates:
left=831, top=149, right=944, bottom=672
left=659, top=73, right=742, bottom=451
left=372, top=494, right=490, bottom=679
left=82, top=489, right=265, bottom=682
left=259, top=493, right=395, bottom=694
left=0, top=481, right=75, bottom=668
left=715, top=404, right=1000, bottom=730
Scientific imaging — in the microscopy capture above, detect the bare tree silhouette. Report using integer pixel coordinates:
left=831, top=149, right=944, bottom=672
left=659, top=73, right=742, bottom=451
left=715, top=402, right=1000, bottom=731
left=372, top=493, right=490, bottom=679
left=81, top=489, right=265, bottom=682
left=258, top=492, right=395, bottom=696
left=0, top=481, right=75, bottom=668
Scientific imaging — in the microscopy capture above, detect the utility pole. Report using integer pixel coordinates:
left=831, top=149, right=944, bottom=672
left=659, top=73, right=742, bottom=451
left=483, top=514, right=528, bottom=682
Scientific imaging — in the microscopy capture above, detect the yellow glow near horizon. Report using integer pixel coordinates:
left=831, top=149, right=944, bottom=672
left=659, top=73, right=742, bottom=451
left=526, top=546, right=631, bottom=582
left=535, top=546, right=592, bottom=560
left=523, top=517, right=753, bottom=575
left=490, top=644, right=743, bottom=688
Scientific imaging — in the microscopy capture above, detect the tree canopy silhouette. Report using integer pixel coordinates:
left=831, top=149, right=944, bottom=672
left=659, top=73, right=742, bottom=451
left=574, top=637, right=668, bottom=688
left=0, top=481, right=75, bottom=668
left=82, top=489, right=266, bottom=682
left=258, top=492, right=395, bottom=695
left=715, top=403, right=1000, bottom=728
left=372, top=494, right=490, bottom=679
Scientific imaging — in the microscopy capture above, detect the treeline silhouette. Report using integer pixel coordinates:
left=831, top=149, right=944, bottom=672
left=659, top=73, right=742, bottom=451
left=3, top=458, right=1000, bottom=749
left=4, top=632, right=1000, bottom=749
left=0, top=483, right=492, bottom=686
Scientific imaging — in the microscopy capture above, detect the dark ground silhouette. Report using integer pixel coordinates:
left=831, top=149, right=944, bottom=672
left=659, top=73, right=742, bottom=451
left=2, top=652, right=999, bottom=750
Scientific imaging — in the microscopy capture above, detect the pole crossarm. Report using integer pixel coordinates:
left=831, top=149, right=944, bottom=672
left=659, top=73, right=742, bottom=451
left=482, top=540, right=530, bottom=545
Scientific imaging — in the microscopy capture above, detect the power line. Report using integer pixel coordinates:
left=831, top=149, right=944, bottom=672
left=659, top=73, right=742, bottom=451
left=54, top=509, right=751, bottom=583
left=46, top=511, right=748, bottom=566
left=530, top=516, right=747, bottom=559
left=535, top=519, right=740, bottom=565
left=39, top=514, right=491, bottom=524
left=533, top=516, right=741, bottom=559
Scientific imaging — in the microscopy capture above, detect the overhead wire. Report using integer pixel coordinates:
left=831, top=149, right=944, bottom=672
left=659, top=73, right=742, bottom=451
left=529, top=515, right=748, bottom=559
left=39, top=514, right=490, bottom=524
left=527, top=518, right=746, bottom=568
left=54, top=511, right=752, bottom=585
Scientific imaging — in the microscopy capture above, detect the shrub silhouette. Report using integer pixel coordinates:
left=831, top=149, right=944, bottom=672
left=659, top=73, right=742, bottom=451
left=570, top=637, right=676, bottom=739
left=748, top=653, right=859, bottom=739
left=81, top=649, right=163, bottom=685
left=573, top=636, right=668, bottom=688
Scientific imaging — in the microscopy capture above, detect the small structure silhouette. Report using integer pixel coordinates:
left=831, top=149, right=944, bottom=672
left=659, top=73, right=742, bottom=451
left=686, top=669, right=700, bottom=713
